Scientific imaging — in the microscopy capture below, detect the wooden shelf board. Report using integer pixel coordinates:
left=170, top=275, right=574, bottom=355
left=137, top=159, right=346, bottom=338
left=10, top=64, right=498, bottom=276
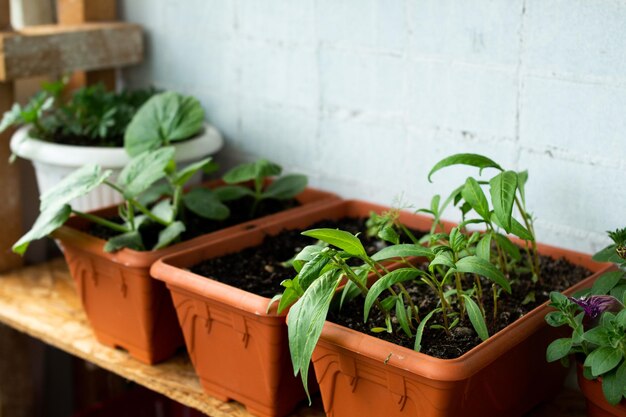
left=0, top=22, right=142, bottom=81
left=0, top=259, right=586, bottom=417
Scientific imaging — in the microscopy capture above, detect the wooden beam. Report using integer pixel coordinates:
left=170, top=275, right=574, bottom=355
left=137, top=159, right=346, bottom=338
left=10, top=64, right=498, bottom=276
left=0, top=82, right=22, bottom=272
left=0, top=0, right=10, bottom=30
left=0, top=22, right=143, bottom=81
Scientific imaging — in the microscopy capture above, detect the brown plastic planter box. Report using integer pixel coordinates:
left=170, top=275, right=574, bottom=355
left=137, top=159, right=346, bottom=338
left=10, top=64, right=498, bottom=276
left=578, top=364, right=626, bottom=417
left=311, top=244, right=611, bottom=417
left=149, top=200, right=436, bottom=417
left=52, top=182, right=338, bottom=365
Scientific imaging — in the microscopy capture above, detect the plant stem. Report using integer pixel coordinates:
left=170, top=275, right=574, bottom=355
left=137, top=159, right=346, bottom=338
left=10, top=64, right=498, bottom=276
left=72, top=210, right=130, bottom=233
left=399, top=224, right=420, bottom=245
left=103, top=180, right=125, bottom=195
left=336, top=257, right=389, bottom=317
left=514, top=196, right=541, bottom=284
left=127, top=202, right=135, bottom=231
left=474, top=275, right=485, bottom=316
left=492, top=284, right=498, bottom=324
left=130, top=199, right=170, bottom=227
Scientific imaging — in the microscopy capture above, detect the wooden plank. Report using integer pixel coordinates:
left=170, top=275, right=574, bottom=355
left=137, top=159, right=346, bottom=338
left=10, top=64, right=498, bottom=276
left=57, top=0, right=116, bottom=25
left=0, top=259, right=588, bottom=417
left=0, top=22, right=143, bottom=81
left=0, top=82, right=22, bottom=272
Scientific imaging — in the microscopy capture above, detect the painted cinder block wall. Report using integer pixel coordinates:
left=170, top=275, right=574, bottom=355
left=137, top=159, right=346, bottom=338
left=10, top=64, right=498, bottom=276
left=120, top=0, right=626, bottom=254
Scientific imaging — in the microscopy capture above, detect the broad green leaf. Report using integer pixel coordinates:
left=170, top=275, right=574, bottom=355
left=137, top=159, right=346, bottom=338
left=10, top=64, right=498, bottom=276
left=583, top=327, right=611, bottom=346
left=414, top=308, right=439, bottom=352
left=288, top=269, right=342, bottom=401
left=302, top=229, right=366, bottom=257
left=395, top=298, right=413, bottom=337
left=602, top=364, right=625, bottom=405
left=428, top=153, right=503, bottom=182
left=493, top=233, right=522, bottom=261
left=13, top=204, right=71, bottom=255
left=585, top=346, right=623, bottom=377
left=454, top=255, right=511, bottom=293
left=591, top=271, right=625, bottom=295
left=118, top=147, right=176, bottom=199
left=489, top=171, right=518, bottom=232
left=103, top=230, right=144, bottom=252
left=476, top=234, right=492, bottom=261
left=124, top=92, right=205, bottom=156
left=462, top=177, right=490, bottom=219
left=517, top=170, right=528, bottom=205
left=172, top=157, right=213, bottom=186
left=291, top=245, right=326, bottom=272
left=182, top=188, right=230, bottom=220
left=298, top=253, right=331, bottom=290
left=223, top=159, right=282, bottom=184
left=364, top=268, right=423, bottom=321
left=0, top=103, right=22, bottom=133
left=153, top=221, right=186, bottom=250
left=593, top=245, right=623, bottom=263
left=546, top=338, right=572, bottom=362
left=461, top=295, right=489, bottom=341
left=151, top=199, right=175, bottom=223
left=545, top=311, right=567, bottom=327
left=371, top=244, right=433, bottom=262
left=136, top=182, right=173, bottom=206
left=40, top=164, right=112, bottom=211
left=262, top=174, right=308, bottom=200
left=213, top=185, right=255, bottom=202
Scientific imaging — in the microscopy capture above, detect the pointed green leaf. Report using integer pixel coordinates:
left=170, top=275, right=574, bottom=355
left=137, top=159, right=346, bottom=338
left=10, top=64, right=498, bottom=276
left=476, top=234, right=492, bottom=261
left=13, top=204, right=72, bottom=255
left=298, top=253, right=331, bottom=290
left=429, top=251, right=455, bottom=271
left=288, top=269, right=342, bottom=401
left=491, top=214, right=534, bottom=242
left=414, top=308, right=439, bottom=352
left=104, top=230, right=144, bottom=252
left=364, top=268, right=423, bottom=321
left=223, top=159, right=281, bottom=184
left=151, top=199, right=174, bottom=223
left=371, top=244, right=433, bottom=262
left=118, top=147, right=176, bottom=199
left=395, top=297, right=413, bottom=337
left=172, top=157, right=213, bottom=186
left=585, top=347, right=623, bottom=377
left=40, top=164, right=112, bottom=211
left=462, top=177, right=490, bottom=219
left=546, top=338, right=573, bottom=362
left=517, top=170, right=528, bottom=205
left=454, top=255, right=511, bottom=293
left=489, top=171, right=518, bottom=232
left=602, top=364, right=626, bottom=405
left=461, top=295, right=489, bottom=341
left=591, top=271, right=625, bottom=295
left=182, top=188, right=230, bottom=220
left=493, top=233, right=522, bottom=261
left=428, top=153, right=503, bottom=182
left=302, top=229, right=365, bottom=257
left=262, top=174, right=307, bottom=200
left=153, top=221, right=185, bottom=250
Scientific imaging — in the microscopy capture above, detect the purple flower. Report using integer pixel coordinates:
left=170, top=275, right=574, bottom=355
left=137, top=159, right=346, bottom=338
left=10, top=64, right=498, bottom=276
left=569, top=295, right=623, bottom=318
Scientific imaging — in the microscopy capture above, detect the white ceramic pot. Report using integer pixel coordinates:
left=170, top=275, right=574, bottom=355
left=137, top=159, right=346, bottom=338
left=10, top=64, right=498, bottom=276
left=10, top=123, right=224, bottom=212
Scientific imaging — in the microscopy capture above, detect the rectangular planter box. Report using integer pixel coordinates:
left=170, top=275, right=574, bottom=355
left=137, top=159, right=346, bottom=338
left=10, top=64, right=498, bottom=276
left=311, top=243, right=611, bottom=417
left=53, top=182, right=339, bottom=365
left=150, top=200, right=437, bottom=417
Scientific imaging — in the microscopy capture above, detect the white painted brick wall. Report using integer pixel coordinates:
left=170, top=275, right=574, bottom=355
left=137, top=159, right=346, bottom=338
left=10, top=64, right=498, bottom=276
left=120, top=0, right=626, bottom=254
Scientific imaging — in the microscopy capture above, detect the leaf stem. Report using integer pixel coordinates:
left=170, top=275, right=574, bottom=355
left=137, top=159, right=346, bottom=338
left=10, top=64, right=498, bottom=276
left=130, top=199, right=170, bottom=226
left=72, top=210, right=130, bottom=233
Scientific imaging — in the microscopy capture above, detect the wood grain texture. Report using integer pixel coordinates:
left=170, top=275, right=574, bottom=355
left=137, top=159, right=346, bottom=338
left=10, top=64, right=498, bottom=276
left=0, top=82, right=23, bottom=272
left=0, top=0, right=9, bottom=30
left=0, top=22, right=142, bottom=81
left=0, top=259, right=587, bottom=417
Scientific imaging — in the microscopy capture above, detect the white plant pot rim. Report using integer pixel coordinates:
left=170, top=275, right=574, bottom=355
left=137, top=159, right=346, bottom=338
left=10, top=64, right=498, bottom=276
left=10, top=122, right=224, bottom=168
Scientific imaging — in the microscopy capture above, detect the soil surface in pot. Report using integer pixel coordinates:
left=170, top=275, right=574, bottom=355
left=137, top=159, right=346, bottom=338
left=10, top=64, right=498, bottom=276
left=190, top=217, right=425, bottom=298
left=89, top=196, right=300, bottom=249
left=328, top=254, right=591, bottom=359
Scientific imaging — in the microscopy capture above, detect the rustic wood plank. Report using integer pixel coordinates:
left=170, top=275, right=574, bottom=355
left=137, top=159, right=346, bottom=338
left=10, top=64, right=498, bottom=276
left=0, top=82, right=23, bottom=272
left=0, top=259, right=589, bottom=417
left=0, top=22, right=142, bottom=81
left=0, top=0, right=10, bottom=30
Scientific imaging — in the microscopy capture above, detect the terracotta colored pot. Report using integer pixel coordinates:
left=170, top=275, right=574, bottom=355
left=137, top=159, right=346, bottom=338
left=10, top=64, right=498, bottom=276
left=578, top=364, right=626, bottom=417
left=311, top=243, right=611, bottom=417
left=150, top=200, right=436, bottom=417
left=53, top=183, right=339, bottom=365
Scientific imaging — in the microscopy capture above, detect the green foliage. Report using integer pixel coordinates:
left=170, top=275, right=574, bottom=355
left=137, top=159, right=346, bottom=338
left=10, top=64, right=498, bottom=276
left=1, top=78, right=155, bottom=147
left=124, top=92, right=204, bottom=156
left=219, top=159, right=308, bottom=217
left=545, top=229, right=626, bottom=405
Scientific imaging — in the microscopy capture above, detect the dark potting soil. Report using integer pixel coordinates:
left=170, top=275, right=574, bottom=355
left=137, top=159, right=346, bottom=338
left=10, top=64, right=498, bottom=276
left=190, top=217, right=424, bottom=298
left=88, top=196, right=300, bottom=249
left=328, top=254, right=592, bottom=359
left=50, top=132, right=125, bottom=147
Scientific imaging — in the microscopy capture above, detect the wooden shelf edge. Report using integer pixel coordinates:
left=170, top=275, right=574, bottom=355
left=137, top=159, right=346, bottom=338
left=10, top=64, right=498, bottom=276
left=0, top=22, right=143, bottom=81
